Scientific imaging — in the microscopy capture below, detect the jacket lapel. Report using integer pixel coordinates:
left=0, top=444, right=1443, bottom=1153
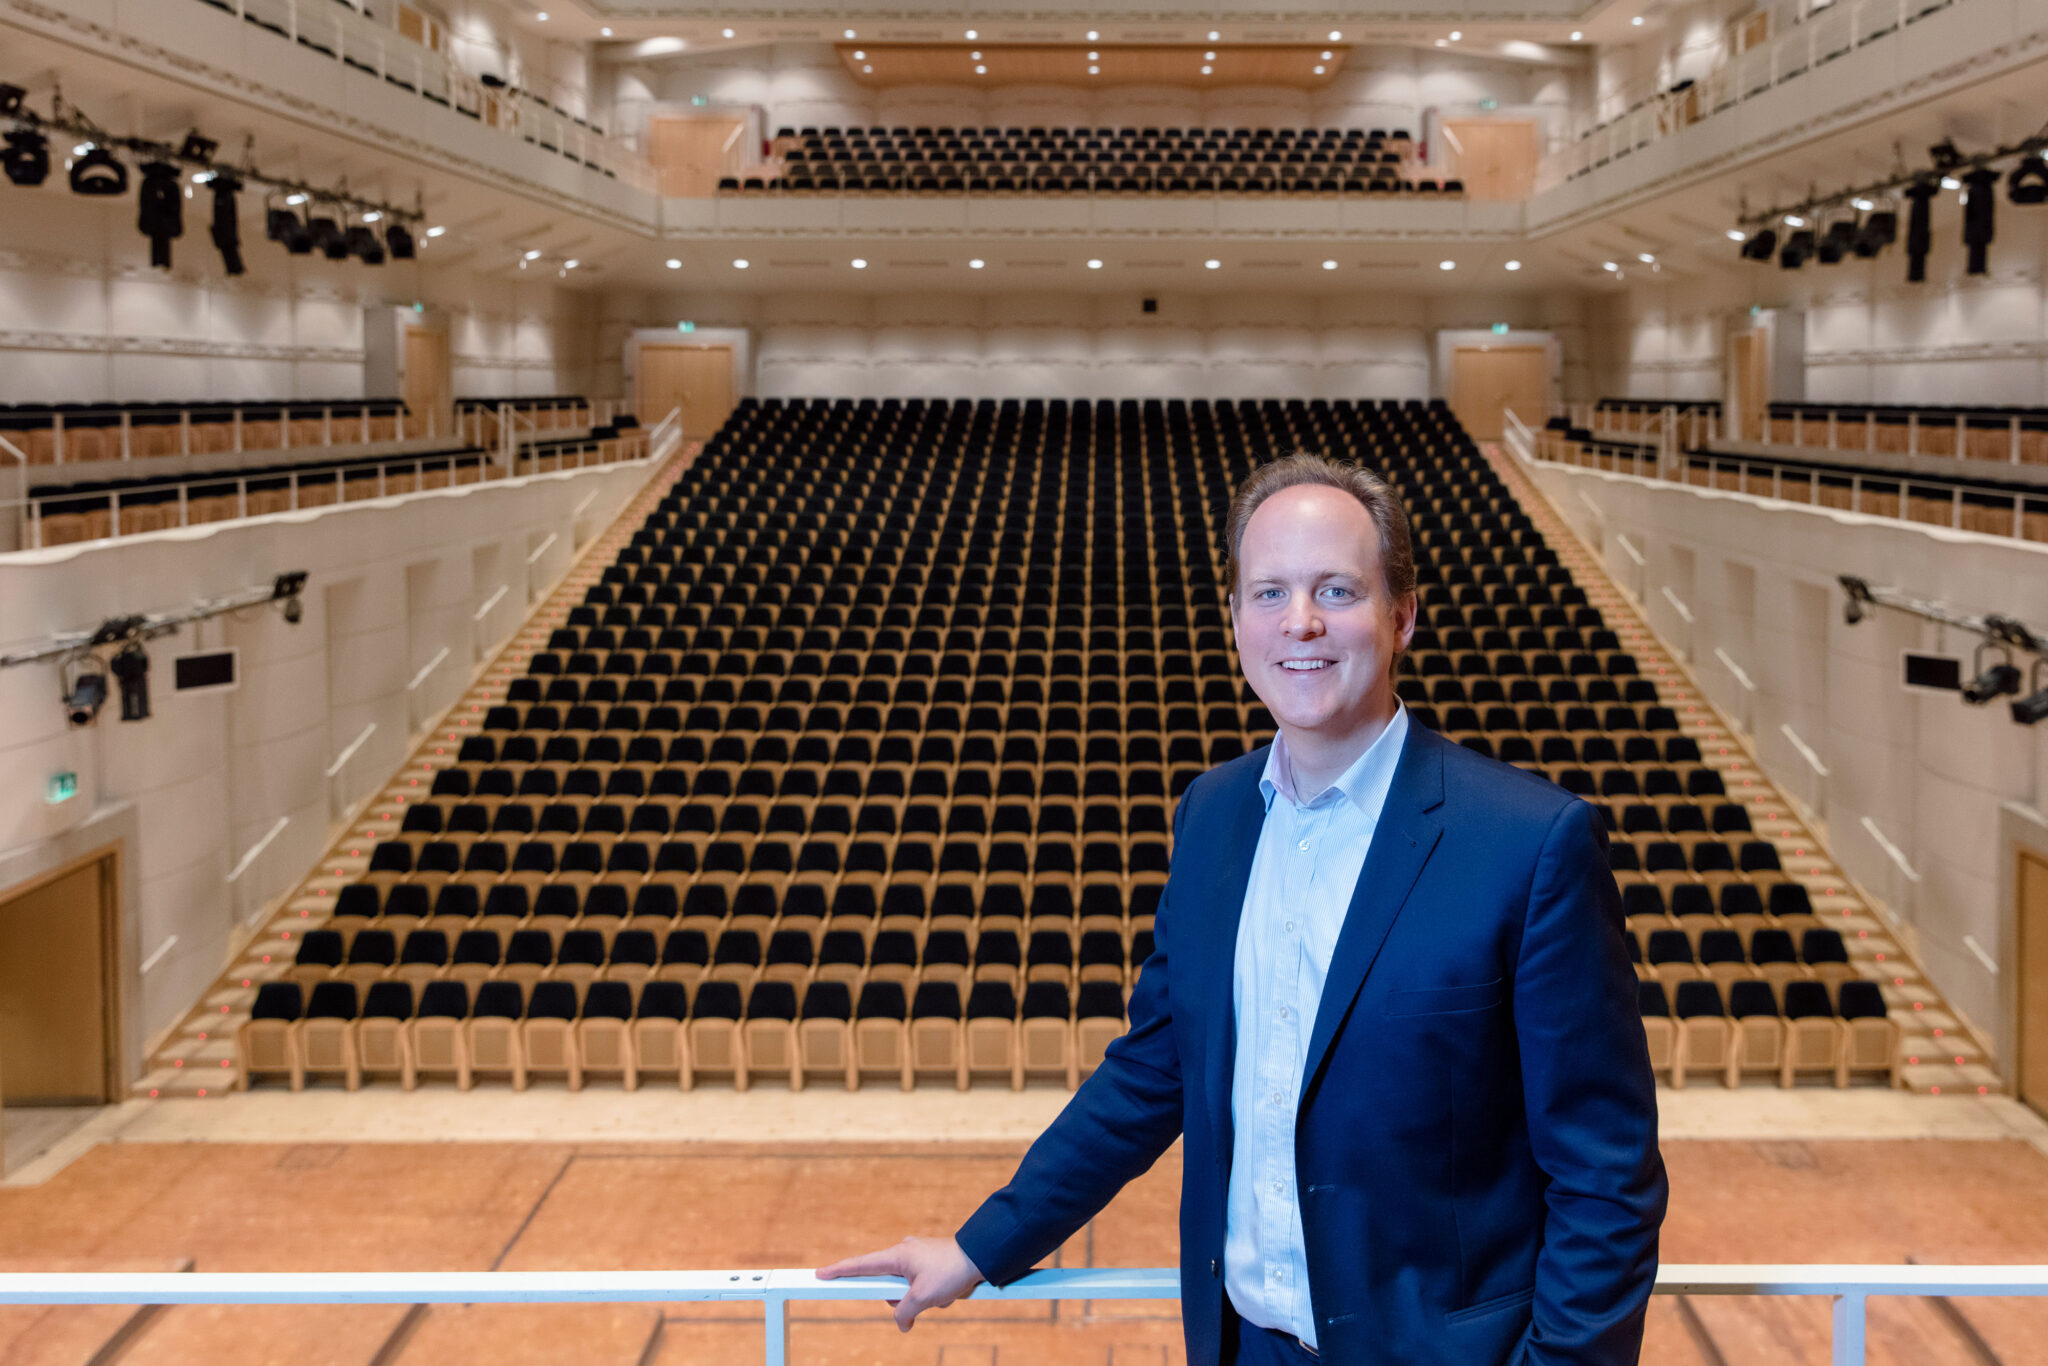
left=1202, top=755, right=1272, bottom=1177
left=1298, top=722, right=1448, bottom=1102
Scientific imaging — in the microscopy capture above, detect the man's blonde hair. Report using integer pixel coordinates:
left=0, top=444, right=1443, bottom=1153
left=1223, top=452, right=1418, bottom=609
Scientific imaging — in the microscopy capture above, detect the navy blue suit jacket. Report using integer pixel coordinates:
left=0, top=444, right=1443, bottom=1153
left=956, top=719, right=1667, bottom=1365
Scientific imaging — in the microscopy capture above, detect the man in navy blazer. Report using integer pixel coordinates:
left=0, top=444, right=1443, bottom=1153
left=821, top=454, right=1667, bottom=1364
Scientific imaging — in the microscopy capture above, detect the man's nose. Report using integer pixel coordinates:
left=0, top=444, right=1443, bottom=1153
left=1282, top=593, right=1323, bottom=637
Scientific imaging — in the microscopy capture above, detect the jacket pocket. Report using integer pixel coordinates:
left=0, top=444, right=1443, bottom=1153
left=1445, top=1285, right=1535, bottom=1325
left=1385, top=978, right=1504, bottom=1016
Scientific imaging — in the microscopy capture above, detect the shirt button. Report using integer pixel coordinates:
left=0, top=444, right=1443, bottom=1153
left=1284, top=920, right=1295, bottom=933
left=1277, top=1006, right=1290, bottom=1020
left=1272, top=1091, right=1285, bottom=1106
left=1272, top=1179, right=1284, bottom=1193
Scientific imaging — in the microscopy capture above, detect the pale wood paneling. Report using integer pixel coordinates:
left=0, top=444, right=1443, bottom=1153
left=1441, top=119, right=1536, bottom=200
left=1451, top=345, right=1548, bottom=441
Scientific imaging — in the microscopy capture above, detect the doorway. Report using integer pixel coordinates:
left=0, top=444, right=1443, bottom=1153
left=638, top=344, right=735, bottom=442
left=1439, top=119, right=1538, bottom=200
left=0, top=850, right=122, bottom=1112
left=403, top=326, right=452, bottom=439
left=649, top=115, right=751, bottom=197
left=1451, top=345, right=1549, bottom=441
left=2020, top=848, right=2048, bottom=1120
left=1731, top=328, right=1769, bottom=440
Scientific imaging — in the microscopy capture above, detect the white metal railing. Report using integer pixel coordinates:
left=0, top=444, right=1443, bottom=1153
left=1541, top=0, right=1961, bottom=188
left=1, top=1265, right=2044, bottom=1366
left=1512, top=428, right=2042, bottom=544
left=323, top=722, right=379, bottom=821
left=211, top=0, right=651, bottom=188
left=646, top=405, right=685, bottom=462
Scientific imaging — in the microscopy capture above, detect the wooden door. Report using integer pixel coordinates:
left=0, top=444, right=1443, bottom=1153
left=403, top=327, right=451, bottom=439
left=1440, top=120, right=1537, bottom=200
left=649, top=116, right=750, bottom=197
left=2021, top=849, right=2048, bottom=1119
left=1731, top=329, right=1768, bottom=440
left=1451, top=346, right=1549, bottom=441
left=638, top=344, right=734, bottom=442
left=0, top=852, right=120, bottom=1108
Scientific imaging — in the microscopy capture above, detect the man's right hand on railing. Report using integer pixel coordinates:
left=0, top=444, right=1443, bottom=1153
left=815, top=1236, right=985, bottom=1332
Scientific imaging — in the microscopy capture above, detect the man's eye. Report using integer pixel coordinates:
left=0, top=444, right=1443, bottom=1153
left=1321, top=586, right=1353, bottom=601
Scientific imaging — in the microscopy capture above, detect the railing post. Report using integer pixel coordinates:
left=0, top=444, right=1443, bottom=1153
left=1832, top=1293, right=1867, bottom=1366
left=1793, top=409, right=1802, bottom=446
left=1827, top=409, right=1837, bottom=449
left=120, top=411, right=132, bottom=460
left=29, top=498, right=41, bottom=549
left=238, top=477, right=248, bottom=519
left=289, top=470, right=299, bottom=510
left=52, top=412, right=64, bottom=465
left=2011, top=415, right=2022, bottom=464
left=109, top=490, right=121, bottom=539
left=1954, top=412, right=1965, bottom=459
left=1907, top=411, right=1917, bottom=456
left=180, top=409, right=192, bottom=456
left=1851, top=474, right=1861, bottom=513
left=178, top=484, right=189, bottom=527
left=763, top=1292, right=790, bottom=1366
left=323, top=406, right=334, bottom=446
left=234, top=407, right=244, bottom=453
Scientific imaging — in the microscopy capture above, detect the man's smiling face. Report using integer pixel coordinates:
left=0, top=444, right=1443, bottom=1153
left=1230, top=482, right=1416, bottom=743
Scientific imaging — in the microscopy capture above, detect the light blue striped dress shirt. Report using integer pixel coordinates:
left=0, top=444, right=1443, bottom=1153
left=1224, top=702, right=1411, bottom=1351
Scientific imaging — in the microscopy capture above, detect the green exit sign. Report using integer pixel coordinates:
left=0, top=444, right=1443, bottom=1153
left=691, top=95, right=708, bottom=107
left=47, top=770, right=78, bottom=804
left=1492, top=322, right=1510, bottom=335
left=1479, top=97, right=1499, bottom=110
left=677, top=321, right=696, bottom=333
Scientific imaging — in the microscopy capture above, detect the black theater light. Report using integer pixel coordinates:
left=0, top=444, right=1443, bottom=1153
left=2010, top=155, right=2048, bottom=205
left=384, top=221, right=415, bottom=259
left=1928, top=138, right=1964, bottom=172
left=266, top=199, right=313, bottom=254
left=1904, top=176, right=1937, bottom=282
left=2, top=127, right=49, bottom=185
left=177, top=130, right=218, bottom=164
left=345, top=220, right=386, bottom=264
left=0, top=83, right=27, bottom=116
left=1854, top=208, right=1897, bottom=257
left=1962, top=165, right=1999, bottom=275
left=209, top=170, right=245, bottom=275
left=136, top=160, right=184, bottom=269
left=1739, top=228, right=1776, bottom=261
left=68, top=143, right=127, bottom=195
left=307, top=208, right=349, bottom=259
left=1779, top=227, right=1816, bottom=268
left=1818, top=217, right=1858, bottom=264
left=62, top=665, right=107, bottom=728
left=109, top=641, right=151, bottom=722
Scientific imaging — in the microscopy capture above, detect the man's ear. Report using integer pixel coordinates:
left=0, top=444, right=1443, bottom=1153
left=1397, top=591, right=1419, bottom=649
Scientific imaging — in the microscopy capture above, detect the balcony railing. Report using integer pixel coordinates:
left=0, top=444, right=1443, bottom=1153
left=1, top=1264, right=2043, bottom=1365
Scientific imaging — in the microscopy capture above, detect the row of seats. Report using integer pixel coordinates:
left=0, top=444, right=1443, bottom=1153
left=241, top=972, right=1127, bottom=1091
left=29, top=444, right=494, bottom=546
left=1638, top=977, right=1893, bottom=1089
left=0, top=398, right=414, bottom=463
left=722, top=171, right=1461, bottom=196
left=774, top=125, right=1415, bottom=145
left=1757, top=401, right=2048, bottom=463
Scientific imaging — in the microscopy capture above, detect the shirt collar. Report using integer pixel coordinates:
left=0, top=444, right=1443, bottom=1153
left=1259, top=701, right=1409, bottom=814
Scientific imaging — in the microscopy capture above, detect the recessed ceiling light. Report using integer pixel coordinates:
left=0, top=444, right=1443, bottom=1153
left=733, top=258, right=749, bottom=269
left=1631, top=14, right=1644, bottom=24
left=1087, top=29, right=1099, bottom=40
left=862, top=64, right=873, bottom=72
left=1205, top=258, right=1220, bottom=269
left=1322, top=259, right=1338, bottom=270
left=844, top=28, right=856, bottom=38
left=524, top=249, right=543, bottom=260
left=1435, top=38, right=1448, bottom=46
left=1208, top=29, right=1220, bottom=39
left=426, top=226, right=446, bottom=237
left=1439, top=259, right=1455, bottom=270
left=969, top=258, right=984, bottom=269
left=853, top=49, right=865, bottom=58
left=1570, top=30, right=1583, bottom=40
left=975, top=64, right=987, bottom=73
left=722, top=27, right=734, bottom=37
left=1087, top=51, right=1099, bottom=59
left=601, top=26, right=612, bottom=36
left=1089, top=64, right=1100, bottom=74
left=1087, top=258, right=1103, bottom=269
left=1602, top=260, right=1619, bottom=271
left=1637, top=252, right=1655, bottom=263
left=1320, top=50, right=1332, bottom=59
left=965, top=28, right=977, bottom=38
left=1329, top=30, right=1342, bottom=40
left=1852, top=197, right=1874, bottom=211
left=851, top=258, right=867, bottom=268
left=363, top=211, right=382, bottom=222
left=1725, top=228, right=1746, bottom=240
left=665, top=258, right=681, bottom=268
left=563, top=259, right=578, bottom=269
left=535, top=10, right=547, bottom=19
left=1449, top=29, right=1462, bottom=40
left=970, top=50, right=981, bottom=59
left=1504, top=259, right=1522, bottom=270
left=1313, top=64, right=1325, bottom=73
left=1204, top=50, right=1216, bottom=59
left=1201, top=65, right=1213, bottom=74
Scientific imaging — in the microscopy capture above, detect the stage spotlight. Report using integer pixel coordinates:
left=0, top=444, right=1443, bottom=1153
left=177, top=130, right=218, bottom=164
left=1739, top=228, right=1776, bottom=261
left=68, top=144, right=127, bottom=195
left=346, top=221, right=386, bottom=264
left=1818, top=218, right=1858, bottom=264
left=1904, top=176, right=1937, bottom=281
left=307, top=211, right=349, bottom=260
left=1961, top=644, right=2021, bottom=705
left=1962, top=165, right=1999, bottom=274
left=2, top=127, right=49, bottom=185
left=384, top=221, right=415, bottom=259
left=266, top=202, right=313, bottom=254
left=1854, top=209, right=1897, bottom=257
left=109, top=642, right=151, bottom=722
left=208, top=171, right=244, bottom=275
left=63, top=666, right=107, bottom=728
left=2010, top=156, right=2048, bottom=205
left=136, top=160, right=184, bottom=269
left=1928, top=138, right=1963, bottom=172
left=2013, top=664, right=2048, bottom=725
left=1778, top=228, right=1815, bottom=268
left=0, top=83, right=26, bottom=116
left=272, top=570, right=308, bottom=600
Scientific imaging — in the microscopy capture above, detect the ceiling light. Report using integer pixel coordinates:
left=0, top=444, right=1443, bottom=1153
left=524, top=249, right=543, bottom=260
left=1570, top=30, right=1583, bottom=40
left=1322, top=259, right=1338, bottom=270
left=853, top=49, right=864, bottom=58
left=1320, top=50, right=1332, bottom=59
left=563, top=259, right=578, bottom=269
left=965, top=28, right=977, bottom=38
left=969, top=258, right=984, bottom=269
left=1201, top=65, right=1213, bottom=74
left=1087, top=29, right=1099, bottom=40
left=1205, top=258, right=1220, bottom=269
left=285, top=192, right=307, bottom=205
left=844, top=29, right=856, bottom=38
left=1504, top=259, right=1522, bottom=270
left=1089, top=65, right=1100, bottom=74
left=721, top=27, right=734, bottom=37
left=1637, top=252, right=1655, bottom=263
left=72, top=142, right=94, bottom=157
left=363, top=211, right=381, bottom=223
left=426, top=225, right=445, bottom=237
left=1725, top=228, right=1745, bottom=241
left=863, top=64, right=873, bottom=72
left=665, top=258, right=681, bottom=268
left=1329, top=30, right=1342, bottom=40
left=1940, top=175, right=1961, bottom=191
left=1449, top=29, right=1462, bottom=39
left=1087, top=50, right=1099, bottom=59
left=1204, top=50, right=1216, bottom=59
left=1435, top=39, right=1447, bottom=46
left=1087, top=258, right=1103, bottom=269
left=1852, top=197, right=1874, bottom=211
left=851, top=258, right=867, bottom=268
left=733, top=258, right=749, bottom=268
left=1440, top=259, right=1455, bottom=270
left=1208, top=29, right=1220, bottom=40
left=975, top=65, right=987, bottom=73
left=1313, top=65, right=1325, bottom=73
left=970, top=50, right=981, bottom=59
left=1783, top=214, right=1806, bottom=227
left=535, top=10, right=547, bottom=19
left=1602, top=260, right=1619, bottom=271
left=601, top=27, right=612, bottom=36
left=1631, top=14, right=1644, bottom=24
